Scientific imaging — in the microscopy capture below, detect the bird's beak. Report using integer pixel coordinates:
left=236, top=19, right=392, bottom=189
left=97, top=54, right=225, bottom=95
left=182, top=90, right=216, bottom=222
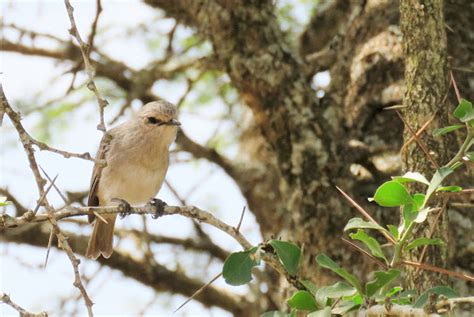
left=167, top=119, right=181, bottom=126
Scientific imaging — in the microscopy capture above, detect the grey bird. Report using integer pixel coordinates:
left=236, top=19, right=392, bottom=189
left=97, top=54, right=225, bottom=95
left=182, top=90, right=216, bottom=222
left=86, top=100, right=180, bottom=259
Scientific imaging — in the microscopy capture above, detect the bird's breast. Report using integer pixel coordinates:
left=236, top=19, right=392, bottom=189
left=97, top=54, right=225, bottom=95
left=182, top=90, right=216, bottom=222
left=98, top=151, right=169, bottom=205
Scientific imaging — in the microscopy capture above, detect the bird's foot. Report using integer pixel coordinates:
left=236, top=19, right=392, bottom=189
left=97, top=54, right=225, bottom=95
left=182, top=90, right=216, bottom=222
left=112, top=198, right=132, bottom=219
left=149, top=198, right=167, bottom=219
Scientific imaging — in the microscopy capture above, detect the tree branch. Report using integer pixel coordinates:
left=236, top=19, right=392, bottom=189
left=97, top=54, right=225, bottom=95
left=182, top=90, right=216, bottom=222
left=64, top=0, right=108, bottom=131
left=1, top=293, right=48, bottom=317
left=1, top=224, right=253, bottom=314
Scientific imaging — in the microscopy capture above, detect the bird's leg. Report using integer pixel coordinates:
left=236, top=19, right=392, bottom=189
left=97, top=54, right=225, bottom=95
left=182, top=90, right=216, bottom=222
left=111, top=198, right=132, bottom=219
left=149, top=198, right=167, bottom=219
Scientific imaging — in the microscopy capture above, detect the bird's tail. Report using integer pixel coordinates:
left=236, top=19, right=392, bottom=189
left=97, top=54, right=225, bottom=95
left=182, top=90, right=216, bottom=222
left=86, top=214, right=117, bottom=259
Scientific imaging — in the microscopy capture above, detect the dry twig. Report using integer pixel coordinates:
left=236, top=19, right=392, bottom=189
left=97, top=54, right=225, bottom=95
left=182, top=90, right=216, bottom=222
left=1, top=85, right=95, bottom=316
left=396, top=110, right=439, bottom=169
left=64, top=0, right=108, bottom=132
left=1, top=293, right=48, bottom=317
left=336, top=186, right=396, bottom=244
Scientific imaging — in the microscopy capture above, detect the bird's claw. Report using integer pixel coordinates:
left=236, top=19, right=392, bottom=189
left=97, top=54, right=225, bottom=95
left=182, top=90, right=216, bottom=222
left=112, top=198, right=132, bottom=219
left=149, top=198, right=167, bottom=219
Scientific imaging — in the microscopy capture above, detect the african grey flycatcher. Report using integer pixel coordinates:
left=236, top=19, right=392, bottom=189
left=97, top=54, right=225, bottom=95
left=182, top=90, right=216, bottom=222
left=86, top=100, right=180, bottom=259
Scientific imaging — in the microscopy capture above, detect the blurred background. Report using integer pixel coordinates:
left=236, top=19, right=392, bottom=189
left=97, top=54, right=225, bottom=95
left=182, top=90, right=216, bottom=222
left=1, top=0, right=473, bottom=316
left=1, top=1, right=317, bottom=316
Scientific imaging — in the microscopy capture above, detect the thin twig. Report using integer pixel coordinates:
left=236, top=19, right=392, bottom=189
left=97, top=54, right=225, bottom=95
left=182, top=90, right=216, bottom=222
left=341, top=238, right=387, bottom=269
left=401, top=114, right=436, bottom=154
left=235, top=206, right=246, bottom=233
left=86, top=0, right=103, bottom=59
left=32, top=175, right=58, bottom=216
left=40, top=166, right=69, bottom=204
left=415, top=201, right=447, bottom=273
left=45, top=203, right=95, bottom=316
left=449, top=202, right=474, bottom=208
left=400, top=260, right=474, bottom=282
left=44, top=227, right=55, bottom=268
left=64, top=0, right=108, bottom=132
left=436, top=189, right=474, bottom=197
left=174, top=273, right=222, bottom=313
left=336, top=186, right=396, bottom=244
left=1, top=293, right=48, bottom=317
left=1, top=85, right=94, bottom=316
left=396, top=110, right=439, bottom=169
left=450, top=71, right=461, bottom=103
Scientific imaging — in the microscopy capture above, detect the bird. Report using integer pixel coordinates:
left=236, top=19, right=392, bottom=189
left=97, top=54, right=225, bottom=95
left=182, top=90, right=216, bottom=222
left=85, top=100, right=180, bottom=259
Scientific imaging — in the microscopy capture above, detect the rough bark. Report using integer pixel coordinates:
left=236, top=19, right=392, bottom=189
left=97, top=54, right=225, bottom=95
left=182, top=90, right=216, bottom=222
left=145, top=0, right=355, bottom=282
left=400, top=0, right=453, bottom=291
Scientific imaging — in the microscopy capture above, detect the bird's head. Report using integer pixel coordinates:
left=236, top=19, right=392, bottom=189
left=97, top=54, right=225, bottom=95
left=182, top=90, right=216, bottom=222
left=137, top=100, right=180, bottom=145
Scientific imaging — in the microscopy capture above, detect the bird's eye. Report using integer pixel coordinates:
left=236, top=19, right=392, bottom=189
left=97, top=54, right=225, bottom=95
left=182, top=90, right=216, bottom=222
left=147, top=117, right=161, bottom=125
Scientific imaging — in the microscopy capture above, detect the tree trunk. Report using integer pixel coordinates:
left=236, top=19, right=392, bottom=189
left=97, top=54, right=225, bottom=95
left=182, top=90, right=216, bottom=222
left=400, top=0, right=453, bottom=291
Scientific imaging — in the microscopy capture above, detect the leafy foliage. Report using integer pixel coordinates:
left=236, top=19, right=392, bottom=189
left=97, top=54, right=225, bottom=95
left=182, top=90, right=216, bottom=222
left=237, top=99, right=473, bottom=316
left=269, top=240, right=301, bottom=276
left=222, top=248, right=260, bottom=286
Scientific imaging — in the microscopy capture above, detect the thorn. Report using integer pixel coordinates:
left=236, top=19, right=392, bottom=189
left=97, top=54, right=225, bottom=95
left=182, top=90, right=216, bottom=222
left=235, top=206, right=246, bottom=233
left=174, top=273, right=222, bottom=313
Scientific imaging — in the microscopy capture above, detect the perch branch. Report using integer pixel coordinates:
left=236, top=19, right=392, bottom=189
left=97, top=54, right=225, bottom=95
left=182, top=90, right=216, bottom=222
left=1, top=203, right=298, bottom=289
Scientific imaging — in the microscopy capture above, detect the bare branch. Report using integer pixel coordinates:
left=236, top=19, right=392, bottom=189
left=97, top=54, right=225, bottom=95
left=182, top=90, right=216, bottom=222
left=86, top=0, right=103, bottom=59
left=2, top=225, right=253, bottom=314
left=1, top=202, right=299, bottom=288
left=1, top=88, right=102, bottom=163
left=1, top=84, right=94, bottom=316
left=1, top=293, right=48, bottom=317
left=396, top=110, right=439, bottom=169
left=400, top=260, right=474, bottom=282
left=64, top=0, right=108, bottom=131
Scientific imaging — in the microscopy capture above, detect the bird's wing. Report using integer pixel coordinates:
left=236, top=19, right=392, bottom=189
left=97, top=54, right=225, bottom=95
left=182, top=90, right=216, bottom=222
left=87, top=131, right=113, bottom=222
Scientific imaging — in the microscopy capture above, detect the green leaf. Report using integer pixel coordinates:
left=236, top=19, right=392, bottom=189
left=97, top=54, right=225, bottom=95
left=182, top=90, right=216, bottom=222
left=315, top=282, right=356, bottom=307
left=261, top=312, right=288, bottom=317
left=392, top=172, right=430, bottom=185
left=436, top=186, right=462, bottom=192
left=222, top=249, right=259, bottom=286
left=373, top=181, right=414, bottom=207
left=307, top=307, right=331, bottom=317
left=365, top=269, right=400, bottom=297
left=385, top=286, right=403, bottom=298
left=387, top=225, right=399, bottom=240
left=301, top=280, right=318, bottom=296
left=0, top=196, right=9, bottom=207
left=464, top=152, right=474, bottom=161
left=406, top=238, right=443, bottom=251
left=344, top=218, right=389, bottom=236
left=413, top=286, right=458, bottom=308
left=287, top=290, right=318, bottom=311
left=392, top=290, right=417, bottom=305
left=432, top=124, right=464, bottom=136
left=401, top=205, right=417, bottom=230
left=349, top=230, right=387, bottom=263
left=269, top=240, right=301, bottom=276
left=453, top=98, right=474, bottom=122
left=411, top=193, right=426, bottom=211
left=331, top=300, right=361, bottom=315
left=316, top=254, right=362, bottom=295
left=426, top=167, right=454, bottom=203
